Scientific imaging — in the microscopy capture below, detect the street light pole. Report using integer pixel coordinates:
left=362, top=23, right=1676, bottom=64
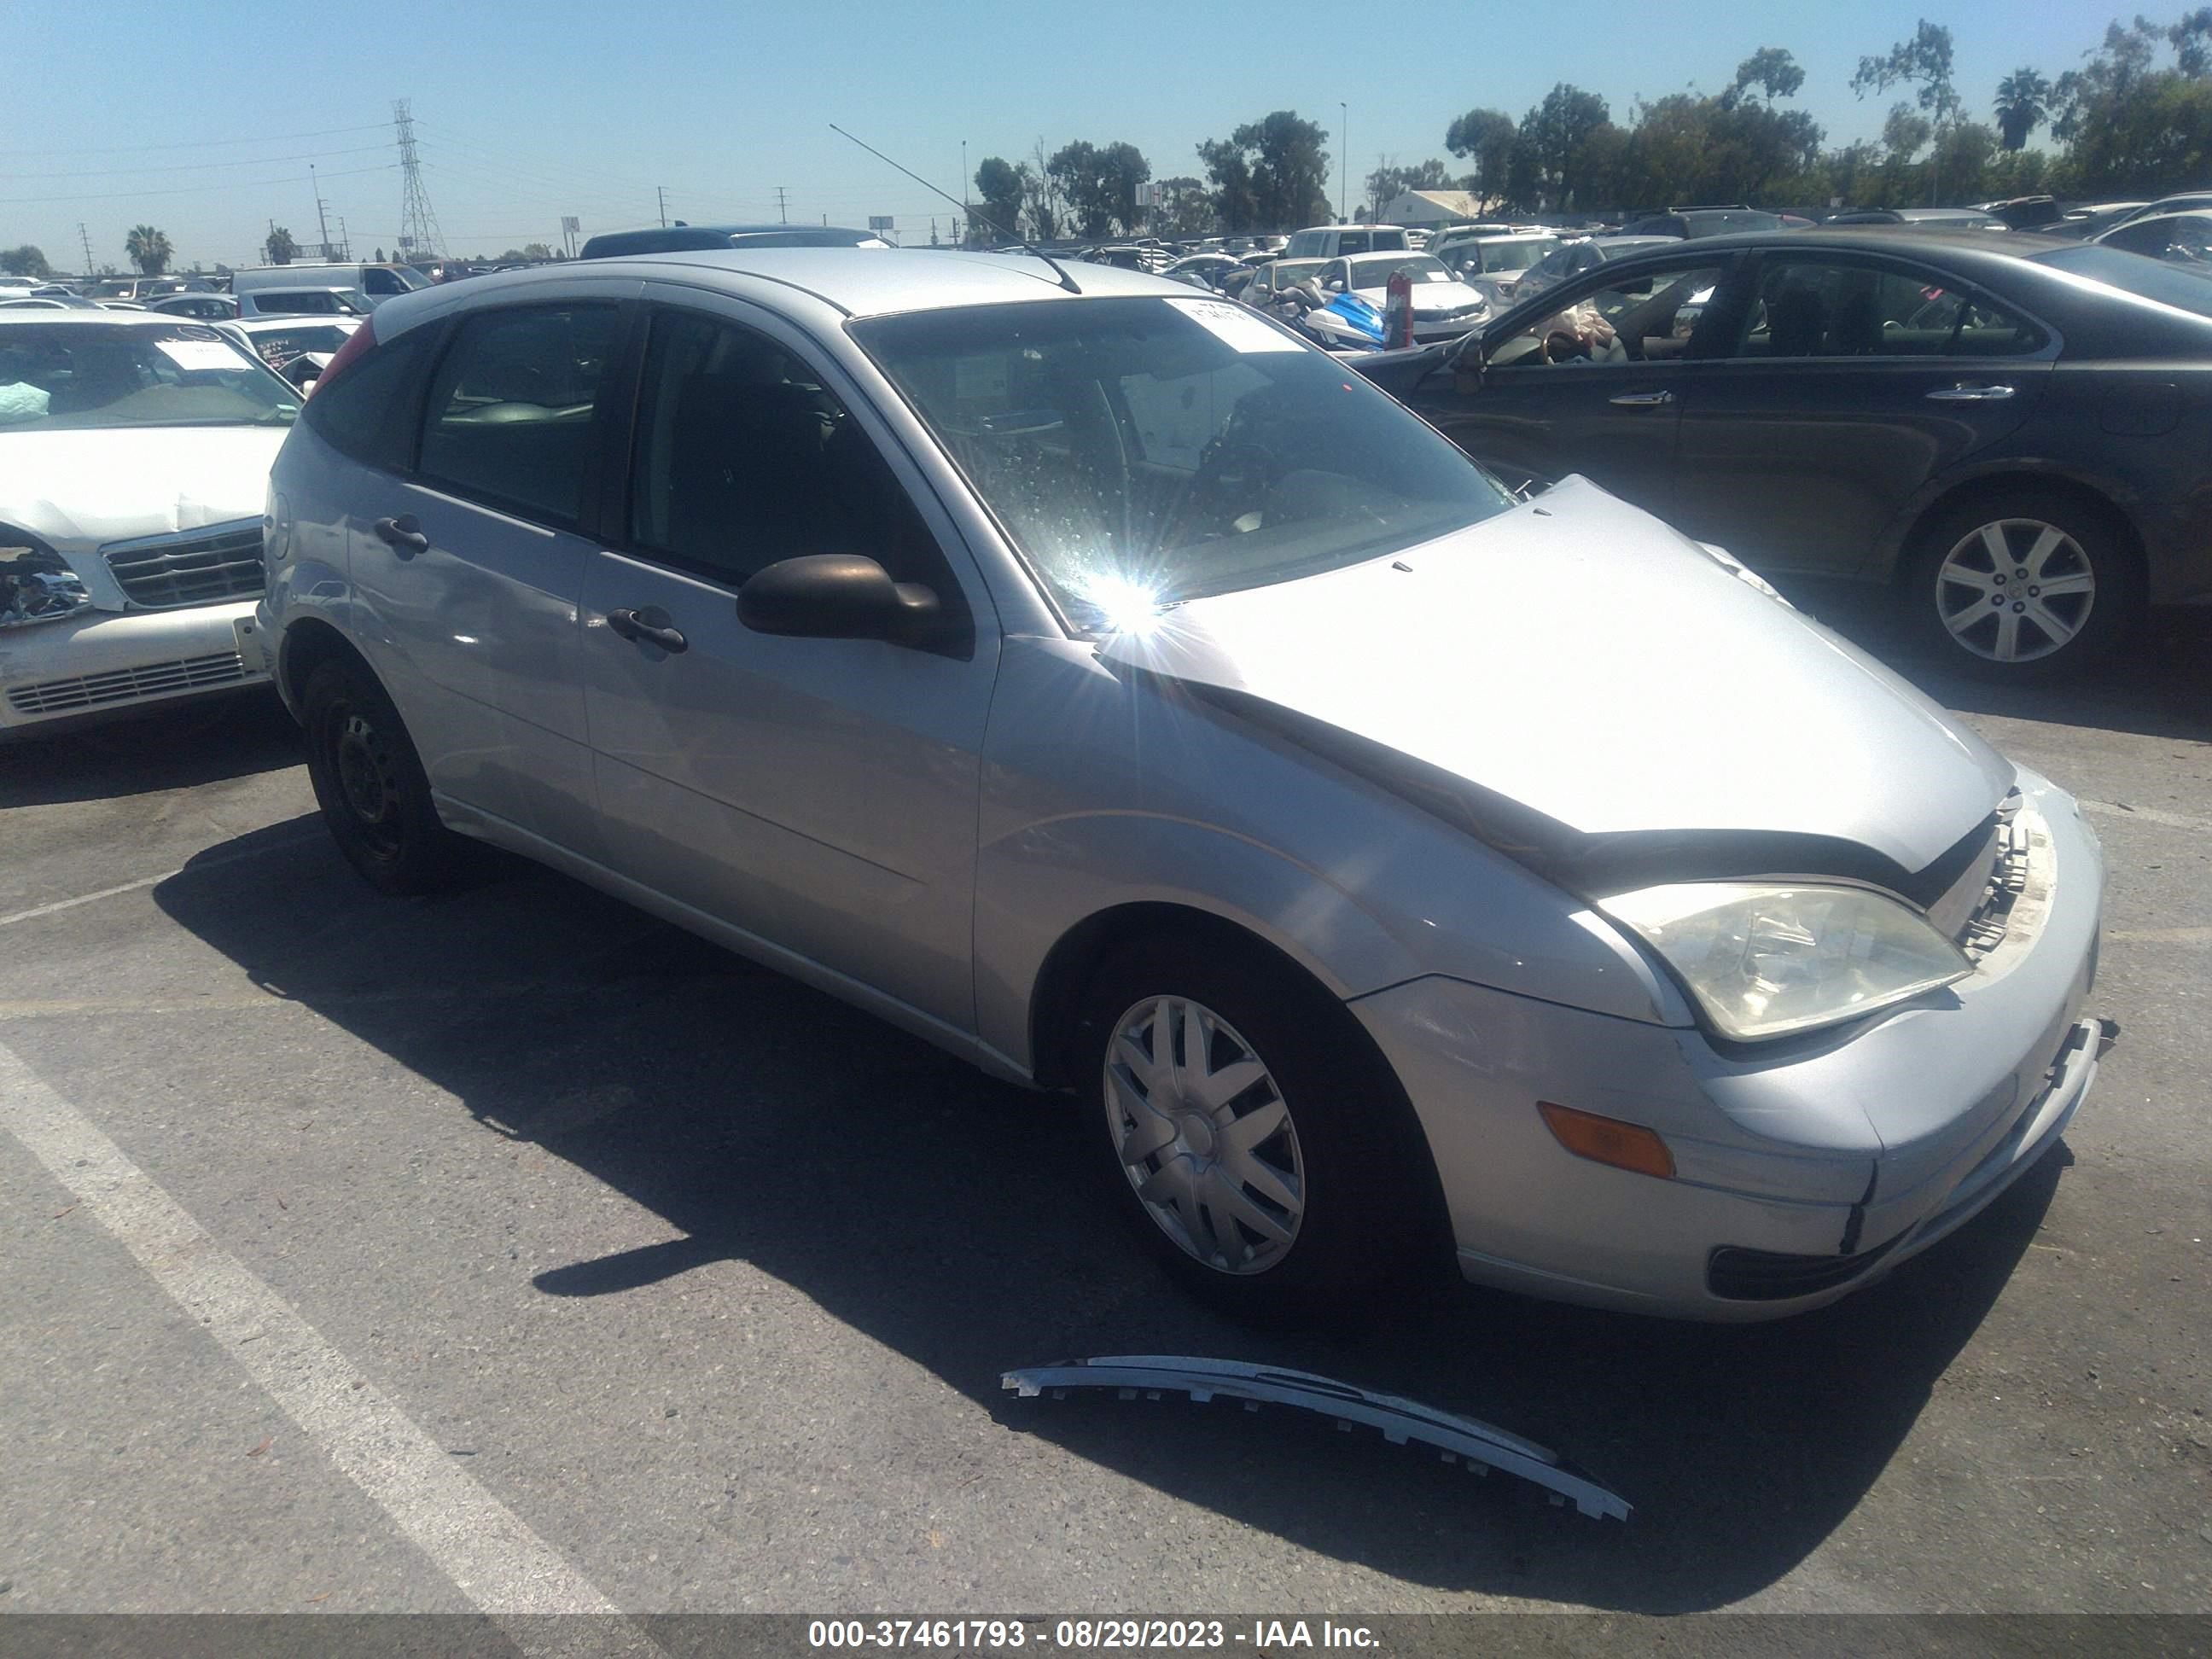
left=1340, top=102, right=1348, bottom=221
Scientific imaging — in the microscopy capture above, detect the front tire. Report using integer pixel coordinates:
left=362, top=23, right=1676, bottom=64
left=1074, top=934, right=1441, bottom=1324
left=1907, top=489, right=2143, bottom=680
left=300, top=657, right=467, bottom=896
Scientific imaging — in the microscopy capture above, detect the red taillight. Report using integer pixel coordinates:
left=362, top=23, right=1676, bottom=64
left=309, top=315, right=377, bottom=396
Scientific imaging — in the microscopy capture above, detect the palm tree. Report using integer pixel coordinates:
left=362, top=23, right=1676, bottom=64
left=1994, top=68, right=2053, bottom=152
left=124, top=224, right=173, bottom=276
left=264, top=225, right=298, bottom=265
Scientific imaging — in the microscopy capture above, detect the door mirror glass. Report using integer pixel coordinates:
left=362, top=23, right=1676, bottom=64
left=736, top=554, right=948, bottom=647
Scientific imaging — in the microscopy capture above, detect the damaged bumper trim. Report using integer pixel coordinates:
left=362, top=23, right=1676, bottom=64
left=1001, top=1354, right=1630, bottom=1522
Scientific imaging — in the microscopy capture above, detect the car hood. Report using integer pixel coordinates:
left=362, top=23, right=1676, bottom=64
left=0, top=425, right=285, bottom=555
left=1099, top=477, right=2012, bottom=888
left=1350, top=281, right=1487, bottom=314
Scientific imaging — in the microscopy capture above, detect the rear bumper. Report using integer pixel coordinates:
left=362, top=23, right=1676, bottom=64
left=1350, top=769, right=2106, bottom=1322
left=0, top=602, right=272, bottom=733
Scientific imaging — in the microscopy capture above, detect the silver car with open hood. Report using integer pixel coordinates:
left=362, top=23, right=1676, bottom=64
left=260, top=251, right=2110, bottom=1322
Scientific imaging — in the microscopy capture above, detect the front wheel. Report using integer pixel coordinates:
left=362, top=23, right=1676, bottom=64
left=1907, top=490, right=2144, bottom=680
left=1076, top=935, right=1441, bottom=1324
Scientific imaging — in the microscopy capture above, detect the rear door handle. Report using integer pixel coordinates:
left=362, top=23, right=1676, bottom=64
left=1925, top=383, right=2017, bottom=402
left=1607, top=390, right=1674, bottom=407
left=605, top=606, right=688, bottom=654
left=371, top=515, right=429, bottom=556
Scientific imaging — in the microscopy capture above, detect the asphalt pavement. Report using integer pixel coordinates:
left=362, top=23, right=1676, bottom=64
left=1, top=597, right=2206, bottom=1621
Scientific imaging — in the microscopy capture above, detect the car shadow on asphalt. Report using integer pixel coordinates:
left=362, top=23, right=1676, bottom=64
left=0, top=691, right=300, bottom=809
left=1781, top=580, right=2212, bottom=744
left=154, top=819, right=2069, bottom=1611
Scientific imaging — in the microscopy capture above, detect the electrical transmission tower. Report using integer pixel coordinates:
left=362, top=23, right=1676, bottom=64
left=393, top=99, right=445, bottom=260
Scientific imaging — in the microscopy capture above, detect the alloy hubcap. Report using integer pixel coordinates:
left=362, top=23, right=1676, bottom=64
left=331, top=710, right=403, bottom=857
left=1103, top=996, right=1304, bottom=1275
left=1935, top=518, right=2095, bottom=663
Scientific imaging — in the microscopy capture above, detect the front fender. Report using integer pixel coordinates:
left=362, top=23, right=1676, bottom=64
left=973, top=636, right=1686, bottom=1075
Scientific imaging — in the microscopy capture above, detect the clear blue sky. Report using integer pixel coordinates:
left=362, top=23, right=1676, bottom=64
left=3, top=0, right=2124, bottom=271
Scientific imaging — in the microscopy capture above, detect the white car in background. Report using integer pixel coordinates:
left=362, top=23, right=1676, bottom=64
left=1432, top=230, right=1566, bottom=307
left=217, top=316, right=364, bottom=392
left=0, top=313, right=297, bottom=735
left=1315, top=252, right=1491, bottom=343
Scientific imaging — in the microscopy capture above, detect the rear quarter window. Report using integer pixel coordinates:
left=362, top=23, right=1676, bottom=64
left=299, top=324, right=437, bottom=471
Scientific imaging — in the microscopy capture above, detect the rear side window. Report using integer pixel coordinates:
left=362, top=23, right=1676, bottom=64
left=300, top=324, right=435, bottom=469
left=416, top=305, right=622, bottom=525
left=1733, top=259, right=2047, bottom=358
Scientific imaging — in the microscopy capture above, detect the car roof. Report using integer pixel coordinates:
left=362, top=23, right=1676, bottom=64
left=381, top=247, right=1188, bottom=321
left=1594, top=224, right=2074, bottom=260
left=0, top=309, right=201, bottom=329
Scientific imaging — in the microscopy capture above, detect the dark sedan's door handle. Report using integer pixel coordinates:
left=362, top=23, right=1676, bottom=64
left=1925, top=382, right=2017, bottom=402
left=372, top=515, right=429, bottom=556
left=1607, top=389, right=1675, bottom=407
left=605, top=607, right=688, bottom=654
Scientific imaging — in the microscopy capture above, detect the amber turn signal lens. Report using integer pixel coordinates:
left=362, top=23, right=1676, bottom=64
left=1538, top=1102, right=1676, bottom=1179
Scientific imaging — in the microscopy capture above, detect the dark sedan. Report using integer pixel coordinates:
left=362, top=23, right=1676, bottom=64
left=1358, top=228, right=2212, bottom=678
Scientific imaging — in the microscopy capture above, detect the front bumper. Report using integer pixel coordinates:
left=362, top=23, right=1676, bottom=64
left=1349, top=770, right=2107, bottom=1321
left=0, top=600, right=272, bottom=732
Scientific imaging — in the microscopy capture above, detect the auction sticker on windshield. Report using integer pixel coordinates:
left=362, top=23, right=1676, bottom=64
left=155, top=340, right=253, bottom=372
left=1166, top=297, right=1303, bottom=353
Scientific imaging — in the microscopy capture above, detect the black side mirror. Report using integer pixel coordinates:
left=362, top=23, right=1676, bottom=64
left=737, top=555, right=955, bottom=649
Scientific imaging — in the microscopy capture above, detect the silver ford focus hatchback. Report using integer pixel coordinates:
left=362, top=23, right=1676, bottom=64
left=261, top=251, right=2110, bottom=1323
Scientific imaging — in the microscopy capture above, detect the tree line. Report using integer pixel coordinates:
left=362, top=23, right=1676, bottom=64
left=961, top=13, right=2212, bottom=242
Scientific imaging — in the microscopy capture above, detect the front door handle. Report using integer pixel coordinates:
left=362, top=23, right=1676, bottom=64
left=605, top=606, right=688, bottom=654
left=371, top=515, right=429, bottom=556
left=1925, top=383, right=2017, bottom=402
left=1607, top=390, right=1675, bottom=407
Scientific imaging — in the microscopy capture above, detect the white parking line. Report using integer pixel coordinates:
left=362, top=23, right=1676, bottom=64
left=2080, top=798, right=2212, bottom=834
left=0, top=1039, right=656, bottom=1650
left=0, top=830, right=326, bottom=930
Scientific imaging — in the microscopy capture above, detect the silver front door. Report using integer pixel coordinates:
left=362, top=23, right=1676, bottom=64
left=579, top=295, right=1000, bottom=1033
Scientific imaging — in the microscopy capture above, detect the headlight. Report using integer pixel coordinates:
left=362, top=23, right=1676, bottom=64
left=1, top=528, right=94, bottom=630
left=1600, top=882, right=1971, bottom=1042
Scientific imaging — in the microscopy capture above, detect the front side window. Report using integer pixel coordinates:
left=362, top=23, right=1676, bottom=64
left=853, top=295, right=1513, bottom=626
left=626, top=309, right=946, bottom=589
left=0, top=323, right=297, bottom=431
left=1488, top=259, right=1732, bottom=369
left=417, top=304, right=620, bottom=524
left=364, top=269, right=406, bottom=294
left=1732, top=259, right=2047, bottom=358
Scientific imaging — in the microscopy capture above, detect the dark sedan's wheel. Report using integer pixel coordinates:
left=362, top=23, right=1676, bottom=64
left=1908, top=490, right=2143, bottom=680
left=1075, top=934, right=1441, bottom=1324
left=301, top=658, right=467, bottom=896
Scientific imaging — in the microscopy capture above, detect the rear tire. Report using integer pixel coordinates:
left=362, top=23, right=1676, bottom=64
left=300, top=657, right=467, bottom=896
left=1074, top=933, right=1441, bottom=1325
left=1906, top=488, right=2144, bottom=681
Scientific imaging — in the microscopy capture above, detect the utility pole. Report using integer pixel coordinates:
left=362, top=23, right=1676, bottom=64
left=78, top=222, right=95, bottom=278
left=774, top=186, right=790, bottom=224
left=338, top=216, right=351, bottom=259
left=657, top=185, right=667, bottom=228
left=311, top=164, right=332, bottom=260
left=1340, top=102, right=1348, bottom=221
left=962, top=139, right=969, bottom=244
left=393, top=99, right=445, bottom=261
